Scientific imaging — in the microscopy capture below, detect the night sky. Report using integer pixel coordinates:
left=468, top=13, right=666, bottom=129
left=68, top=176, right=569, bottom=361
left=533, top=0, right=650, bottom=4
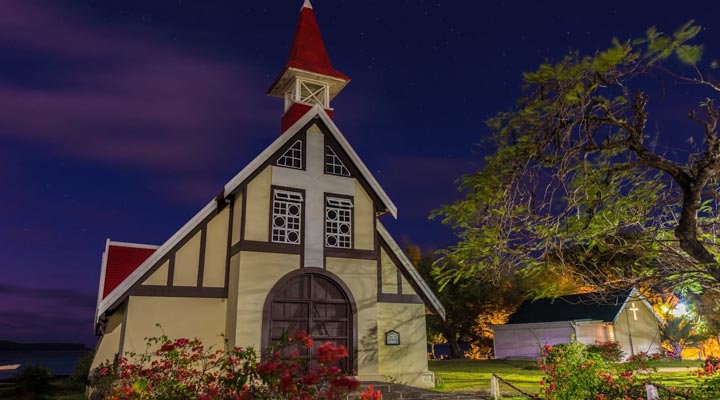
left=2, top=0, right=719, bottom=347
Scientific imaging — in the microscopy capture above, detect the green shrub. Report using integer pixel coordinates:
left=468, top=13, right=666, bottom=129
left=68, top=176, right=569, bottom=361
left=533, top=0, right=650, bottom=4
left=69, top=350, right=95, bottom=388
left=16, top=364, right=53, bottom=391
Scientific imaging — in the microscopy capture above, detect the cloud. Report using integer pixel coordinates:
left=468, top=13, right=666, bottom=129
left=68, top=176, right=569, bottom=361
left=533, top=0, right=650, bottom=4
left=0, top=283, right=96, bottom=309
left=0, top=282, right=97, bottom=345
left=0, top=308, right=93, bottom=344
left=0, top=0, right=275, bottom=172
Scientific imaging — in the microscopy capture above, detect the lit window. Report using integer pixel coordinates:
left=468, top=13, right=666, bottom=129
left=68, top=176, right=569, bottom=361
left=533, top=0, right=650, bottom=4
left=325, top=146, right=350, bottom=176
left=272, top=189, right=303, bottom=244
left=325, top=197, right=353, bottom=248
left=277, top=140, right=303, bottom=169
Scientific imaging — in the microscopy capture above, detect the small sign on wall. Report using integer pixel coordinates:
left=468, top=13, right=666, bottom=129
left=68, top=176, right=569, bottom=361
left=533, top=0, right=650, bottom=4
left=385, top=330, right=400, bottom=346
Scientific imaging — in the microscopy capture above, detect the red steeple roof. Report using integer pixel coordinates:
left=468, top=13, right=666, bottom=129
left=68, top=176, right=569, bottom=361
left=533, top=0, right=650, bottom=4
left=285, top=0, right=349, bottom=80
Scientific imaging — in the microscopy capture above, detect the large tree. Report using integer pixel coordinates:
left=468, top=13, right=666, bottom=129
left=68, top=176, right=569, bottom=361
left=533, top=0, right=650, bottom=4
left=410, top=246, right=523, bottom=358
left=433, top=22, right=720, bottom=297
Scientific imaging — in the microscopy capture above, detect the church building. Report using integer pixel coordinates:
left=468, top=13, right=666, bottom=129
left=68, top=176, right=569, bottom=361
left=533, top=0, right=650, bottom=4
left=492, top=289, right=662, bottom=360
left=91, top=1, right=444, bottom=388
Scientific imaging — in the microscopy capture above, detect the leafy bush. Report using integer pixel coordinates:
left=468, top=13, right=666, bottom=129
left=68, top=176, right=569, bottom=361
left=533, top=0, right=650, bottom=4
left=15, top=365, right=53, bottom=391
left=536, top=340, right=720, bottom=399
left=585, top=341, right=624, bottom=362
left=691, top=356, right=720, bottom=400
left=537, top=341, right=652, bottom=400
left=69, top=350, right=95, bottom=388
left=90, top=331, right=380, bottom=399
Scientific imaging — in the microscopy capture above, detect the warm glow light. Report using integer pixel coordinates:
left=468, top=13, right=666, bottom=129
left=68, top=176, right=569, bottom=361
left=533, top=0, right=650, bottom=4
left=671, top=303, right=687, bottom=317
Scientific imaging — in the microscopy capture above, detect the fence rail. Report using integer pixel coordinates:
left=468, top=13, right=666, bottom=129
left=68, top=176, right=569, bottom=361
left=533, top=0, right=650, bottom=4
left=489, top=374, right=690, bottom=400
left=490, top=374, right=534, bottom=399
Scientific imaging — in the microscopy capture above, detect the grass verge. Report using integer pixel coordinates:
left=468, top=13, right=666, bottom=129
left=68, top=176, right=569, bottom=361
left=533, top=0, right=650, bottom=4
left=428, top=359, right=703, bottom=397
left=0, top=378, right=85, bottom=400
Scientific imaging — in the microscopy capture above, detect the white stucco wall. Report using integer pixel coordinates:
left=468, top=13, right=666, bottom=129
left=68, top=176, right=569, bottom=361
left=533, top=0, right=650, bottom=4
left=492, top=321, right=574, bottom=359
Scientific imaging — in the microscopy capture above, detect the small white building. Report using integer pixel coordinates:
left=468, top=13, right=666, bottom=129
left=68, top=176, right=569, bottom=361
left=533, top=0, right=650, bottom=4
left=492, top=289, right=662, bottom=359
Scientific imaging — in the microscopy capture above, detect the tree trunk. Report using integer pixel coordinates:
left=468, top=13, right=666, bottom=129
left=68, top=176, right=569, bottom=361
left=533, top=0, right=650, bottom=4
left=447, top=337, right=463, bottom=359
left=676, top=185, right=719, bottom=265
left=672, top=343, right=684, bottom=360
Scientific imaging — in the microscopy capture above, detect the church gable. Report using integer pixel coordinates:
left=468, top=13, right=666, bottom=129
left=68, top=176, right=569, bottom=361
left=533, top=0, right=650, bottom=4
left=96, top=106, right=442, bottom=324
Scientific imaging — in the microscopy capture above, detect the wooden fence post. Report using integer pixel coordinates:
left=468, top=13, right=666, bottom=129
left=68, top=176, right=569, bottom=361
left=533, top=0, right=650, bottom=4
left=490, top=374, right=500, bottom=400
left=646, top=384, right=659, bottom=400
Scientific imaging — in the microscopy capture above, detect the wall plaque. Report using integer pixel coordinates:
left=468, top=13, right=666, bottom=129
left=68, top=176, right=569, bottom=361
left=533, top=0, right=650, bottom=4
left=385, top=330, right=400, bottom=345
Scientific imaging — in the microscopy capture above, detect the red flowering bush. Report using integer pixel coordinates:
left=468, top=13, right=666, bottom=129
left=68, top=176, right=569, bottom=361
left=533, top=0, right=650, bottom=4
left=586, top=341, right=624, bottom=363
left=690, top=356, right=720, bottom=400
left=90, top=330, right=368, bottom=400
left=536, top=340, right=652, bottom=400
left=534, top=340, right=720, bottom=399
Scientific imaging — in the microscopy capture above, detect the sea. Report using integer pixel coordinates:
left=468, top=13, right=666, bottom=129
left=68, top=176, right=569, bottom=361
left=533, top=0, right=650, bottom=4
left=0, top=350, right=91, bottom=380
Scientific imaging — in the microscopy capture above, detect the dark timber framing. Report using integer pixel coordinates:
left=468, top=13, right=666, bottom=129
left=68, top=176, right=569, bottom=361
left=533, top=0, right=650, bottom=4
left=104, top=206, right=229, bottom=314
left=224, top=195, right=235, bottom=293
left=232, top=240, right=302, bottom=256
left=240, top=187, right=247, bottom=242
left=377, top=238, right=424, bottom=304
left=166, top=255, right=175, bottom=287
left=133, top=286, right=226, bottom=298
left=117, top=303, right=128, bottom=356
left=196, top=226, right=207, bottom=287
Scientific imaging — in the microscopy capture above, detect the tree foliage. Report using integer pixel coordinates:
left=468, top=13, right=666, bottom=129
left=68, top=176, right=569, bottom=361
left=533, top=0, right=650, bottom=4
left=412, top=246, right=523, bottom=358
left=661, top=314, right=708, bottom=359
left=434, top=21, right=720, bottom=297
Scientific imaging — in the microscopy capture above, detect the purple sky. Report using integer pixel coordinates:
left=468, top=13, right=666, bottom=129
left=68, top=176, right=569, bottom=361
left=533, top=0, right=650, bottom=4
left=1, top=0, right=718, bottom=347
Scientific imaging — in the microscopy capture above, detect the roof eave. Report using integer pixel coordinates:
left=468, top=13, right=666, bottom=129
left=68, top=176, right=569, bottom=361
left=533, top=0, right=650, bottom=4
left=314, top=106, right=397, bottom=218
left=377, top=221, right=445, bottom=319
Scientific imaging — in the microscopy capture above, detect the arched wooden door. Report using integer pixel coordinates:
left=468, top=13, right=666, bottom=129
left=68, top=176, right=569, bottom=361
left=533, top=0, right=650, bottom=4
left=263, top=270, right=356, bottom=373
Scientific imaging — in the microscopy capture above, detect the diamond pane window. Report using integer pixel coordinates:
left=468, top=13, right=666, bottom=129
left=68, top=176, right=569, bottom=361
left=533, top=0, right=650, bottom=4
left=272, top=189, right=303, bottom=244
left=277, top=140, right=303, bottom=169
left=325, top=197, right=353, bottom=248
left=325, top=146, right=350, bottom=176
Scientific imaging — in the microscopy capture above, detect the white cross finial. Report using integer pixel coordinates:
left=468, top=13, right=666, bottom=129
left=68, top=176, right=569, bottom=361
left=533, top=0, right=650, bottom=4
left=629, top=303, right=640, bottom=321
left=302, top=0, right=313, bottom=9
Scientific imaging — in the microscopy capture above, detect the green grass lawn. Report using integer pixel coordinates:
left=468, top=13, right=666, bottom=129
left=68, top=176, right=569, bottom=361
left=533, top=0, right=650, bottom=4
left=0, top=379, right=85, bottom=400
left=428, top=359, right=704, bottom=397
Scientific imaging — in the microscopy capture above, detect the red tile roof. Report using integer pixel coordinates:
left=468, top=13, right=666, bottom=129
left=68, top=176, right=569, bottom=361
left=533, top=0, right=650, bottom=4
left=102, top=243, right=157, bottom=299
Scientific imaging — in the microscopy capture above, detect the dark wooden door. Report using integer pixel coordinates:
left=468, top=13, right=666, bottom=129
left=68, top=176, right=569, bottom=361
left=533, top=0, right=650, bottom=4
left=267, top=273, right=352, bottom=372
